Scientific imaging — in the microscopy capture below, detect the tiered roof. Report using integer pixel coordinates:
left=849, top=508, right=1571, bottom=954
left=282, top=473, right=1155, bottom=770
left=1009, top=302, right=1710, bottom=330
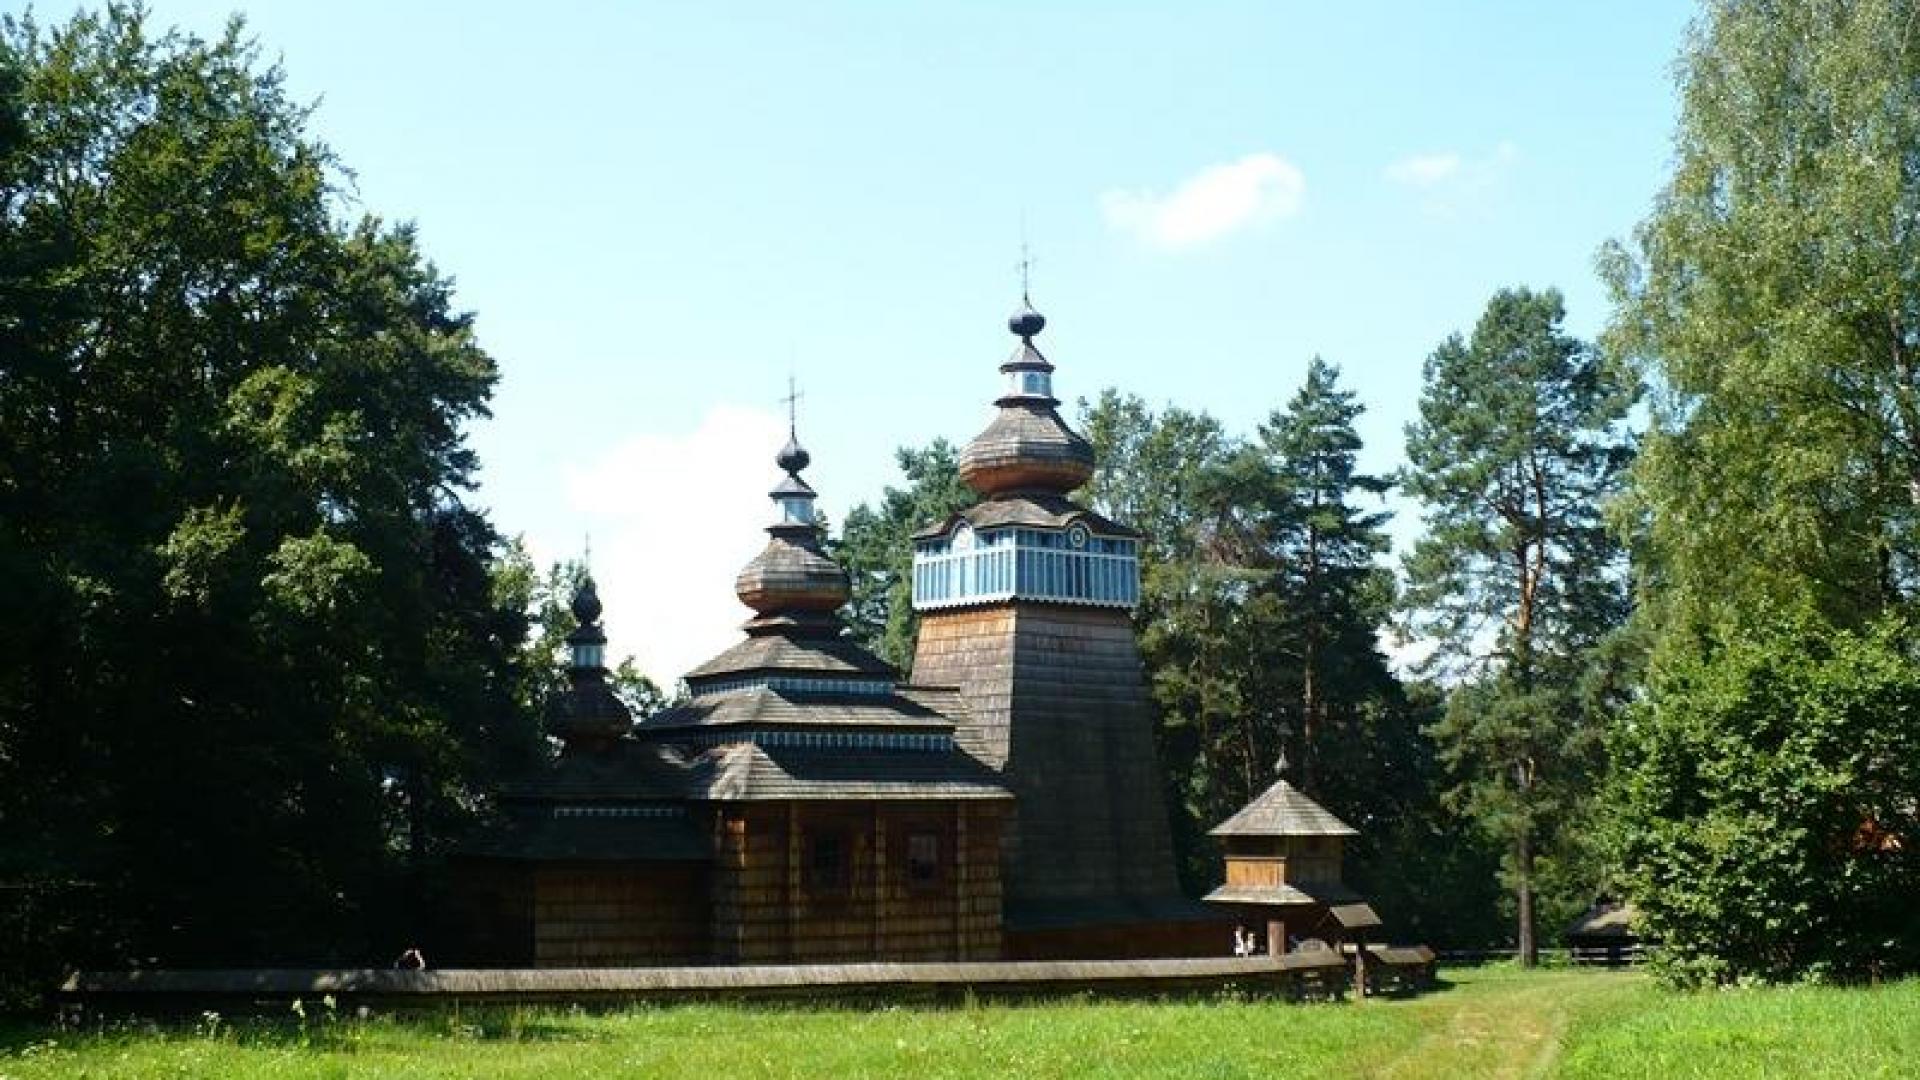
left=629, top=428, right=1007, bottom=803
left=474, top=415, right=1009, bottom=871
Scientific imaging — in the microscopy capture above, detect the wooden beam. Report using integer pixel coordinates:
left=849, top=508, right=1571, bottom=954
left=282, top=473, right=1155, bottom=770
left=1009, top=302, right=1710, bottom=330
left=954, top=802, right=968, bottom=960
left=871, top=805, right=886, bottom=958
left=785, top=804, right=800, bottom=963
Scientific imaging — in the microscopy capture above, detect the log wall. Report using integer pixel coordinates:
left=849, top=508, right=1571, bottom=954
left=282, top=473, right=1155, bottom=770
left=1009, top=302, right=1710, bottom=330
left=1004, top=913, right=1241, bottom=961
left=531, top=862, right=709, bottom=967
left=713, top=801, right=1004, bottom=964
left=447, top=860, right=535, bottom=967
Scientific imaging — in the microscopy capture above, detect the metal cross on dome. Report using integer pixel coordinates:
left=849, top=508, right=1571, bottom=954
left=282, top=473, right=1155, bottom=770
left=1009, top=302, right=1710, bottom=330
left=779, top=374, right=803, bottom=436
left=1016, top=241, right=1038, bottom=303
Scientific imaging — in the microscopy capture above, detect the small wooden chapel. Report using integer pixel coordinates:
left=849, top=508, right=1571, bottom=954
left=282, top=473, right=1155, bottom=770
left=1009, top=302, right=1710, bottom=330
left=1202, top=774, right=1382, bottom=955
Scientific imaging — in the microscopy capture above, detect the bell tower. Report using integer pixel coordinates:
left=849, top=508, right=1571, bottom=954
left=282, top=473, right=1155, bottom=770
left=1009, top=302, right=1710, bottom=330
left=909, top=295, right=1185, bottom=945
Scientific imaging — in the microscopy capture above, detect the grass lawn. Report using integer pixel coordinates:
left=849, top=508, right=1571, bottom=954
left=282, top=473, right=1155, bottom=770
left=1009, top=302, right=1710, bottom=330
left=1, top=966, right=1915, bottom=1079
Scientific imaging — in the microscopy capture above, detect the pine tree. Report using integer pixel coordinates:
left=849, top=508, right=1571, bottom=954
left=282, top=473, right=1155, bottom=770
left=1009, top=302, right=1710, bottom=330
left=1402, top=287, right=1634, bottom=965
left=832, top=440, right=973, bottom=669
left=1259, top=357, right=1394, bottom=797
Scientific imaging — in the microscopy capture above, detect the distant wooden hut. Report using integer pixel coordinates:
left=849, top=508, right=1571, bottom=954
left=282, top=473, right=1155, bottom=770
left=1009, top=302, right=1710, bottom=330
left=1202, top=777, right=1381, bottom=956
left=1565, top=899, right=1641, bottom=966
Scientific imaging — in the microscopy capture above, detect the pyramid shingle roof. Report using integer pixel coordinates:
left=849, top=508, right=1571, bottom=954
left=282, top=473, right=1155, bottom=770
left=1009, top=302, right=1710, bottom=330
left=1209, top=779, right=1357, bottom=837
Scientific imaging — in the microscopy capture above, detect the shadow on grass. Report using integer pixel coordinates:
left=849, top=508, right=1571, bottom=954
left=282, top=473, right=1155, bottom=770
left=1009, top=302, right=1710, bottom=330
left=0, top=1018, right=57, bottom=1054
left=0, top=1008, right=610, bottom=1051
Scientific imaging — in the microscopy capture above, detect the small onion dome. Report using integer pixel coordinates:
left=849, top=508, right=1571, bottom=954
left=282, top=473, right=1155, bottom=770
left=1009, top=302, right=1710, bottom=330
left=776, top=433, right=811, bottom=476
left=734, top=535, right=850, bottom=614
left=1009, top=301, right=1046, bottom=339
left=547, top=575, right=629, bottom=750
left=570, top=575, right=604, bottom=628
left=565, top=577, right=608, bottom=657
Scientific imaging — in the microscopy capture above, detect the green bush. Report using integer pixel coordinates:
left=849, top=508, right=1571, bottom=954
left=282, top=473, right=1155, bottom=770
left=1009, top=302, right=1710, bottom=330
left=1610, top=614, right=1920, bottom=985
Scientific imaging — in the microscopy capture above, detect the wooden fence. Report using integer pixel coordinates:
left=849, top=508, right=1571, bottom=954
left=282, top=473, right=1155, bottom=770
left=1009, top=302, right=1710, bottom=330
left=61, top=954, right=1359, bottom=1013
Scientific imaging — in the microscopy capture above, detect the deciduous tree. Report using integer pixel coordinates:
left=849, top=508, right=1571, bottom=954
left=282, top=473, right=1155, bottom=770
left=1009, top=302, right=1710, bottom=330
left=0, top=5, right=534, bottom=980
left=1601, top=0, right=1920, bottom=630
left=1609, top=615, right=1920, bottom=985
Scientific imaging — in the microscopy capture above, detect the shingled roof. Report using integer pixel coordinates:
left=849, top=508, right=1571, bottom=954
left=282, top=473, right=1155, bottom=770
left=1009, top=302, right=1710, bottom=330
left=691, top=743, right=1011, bottom=802
left=496, top=726, right=1009, bottom=806
left=1209, top=779, right=1358, bottom=838
left=642, top=685, right=962, bottom=733
left=957, top=403, right=1095, bottom=489
left=913, top=492, right=1140, bottom=541
left=1203, top=880, right=1364, bottom=906
left=1566, top=900, right=1637, bottom=941
left=497, top=740, right=699, bottom=802
left=682, top=634, right=896, bottom=682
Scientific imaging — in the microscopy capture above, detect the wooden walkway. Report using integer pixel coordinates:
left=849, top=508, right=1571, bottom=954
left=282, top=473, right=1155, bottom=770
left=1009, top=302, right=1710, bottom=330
left=63, top=954, right=1349, bottom=1010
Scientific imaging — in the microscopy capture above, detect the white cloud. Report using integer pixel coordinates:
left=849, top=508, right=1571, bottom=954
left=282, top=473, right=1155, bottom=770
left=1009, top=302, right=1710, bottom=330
left=1384, top=152, right=1462, bottom=187
left=1100, top=152, right=1306, bottom=250
left=561, top=403, right=787, bottom=690
left=1383, top=142, right=1520, bottom=214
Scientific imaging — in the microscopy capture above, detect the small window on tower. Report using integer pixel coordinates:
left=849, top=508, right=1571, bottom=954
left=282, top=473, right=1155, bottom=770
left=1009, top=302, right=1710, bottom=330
left=905, top=831, right=942, bottom=891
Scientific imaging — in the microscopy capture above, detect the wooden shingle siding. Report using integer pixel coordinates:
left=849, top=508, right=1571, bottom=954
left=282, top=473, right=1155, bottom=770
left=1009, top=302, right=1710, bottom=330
left=911, top=603, right=1182, bottom=909
left=449, top=861, right=535, bottom=966
left=531, top=863, right=709, bottom=967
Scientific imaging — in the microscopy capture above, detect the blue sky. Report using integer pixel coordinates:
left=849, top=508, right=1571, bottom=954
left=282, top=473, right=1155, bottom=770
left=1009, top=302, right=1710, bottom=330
left=27, top=1, right=1697, bottom=684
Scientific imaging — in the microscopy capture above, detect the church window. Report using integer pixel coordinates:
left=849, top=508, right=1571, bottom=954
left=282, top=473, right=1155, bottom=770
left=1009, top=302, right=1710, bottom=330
left=905, top=831, right=942, bottom=891
left=806, top=829, right=852, bottom=895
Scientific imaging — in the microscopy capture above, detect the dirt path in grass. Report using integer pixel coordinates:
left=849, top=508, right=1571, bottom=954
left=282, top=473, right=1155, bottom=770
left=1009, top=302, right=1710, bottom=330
left=1353, top=969, right=1648, bottom=1080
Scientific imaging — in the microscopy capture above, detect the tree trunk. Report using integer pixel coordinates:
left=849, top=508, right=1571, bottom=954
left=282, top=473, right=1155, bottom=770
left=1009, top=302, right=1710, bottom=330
left=1301, top=522, right=1321, bottom=795
left=1301, top=636, right=1318, bottom=795
left=1516, top=825, right=1537, bottom=968
left=406, top=765, right=429, bottom=865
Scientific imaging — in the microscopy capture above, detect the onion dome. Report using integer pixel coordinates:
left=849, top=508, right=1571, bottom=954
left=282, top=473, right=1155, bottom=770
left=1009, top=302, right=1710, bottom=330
left=958, top=296, right=1096, bottom=497
left=546, top=574, right=631, bottom=752
left=775, top=433, right=811, bottom=475
left=734, top=432, right=850, bottom=625
left=1008, top=302, right=1046, bottom=338
left=570, top=574, right=604, bottom=626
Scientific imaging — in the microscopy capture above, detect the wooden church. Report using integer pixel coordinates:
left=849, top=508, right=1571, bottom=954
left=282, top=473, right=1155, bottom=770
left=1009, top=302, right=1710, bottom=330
left=455, top=296, right=1223, bottom=965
